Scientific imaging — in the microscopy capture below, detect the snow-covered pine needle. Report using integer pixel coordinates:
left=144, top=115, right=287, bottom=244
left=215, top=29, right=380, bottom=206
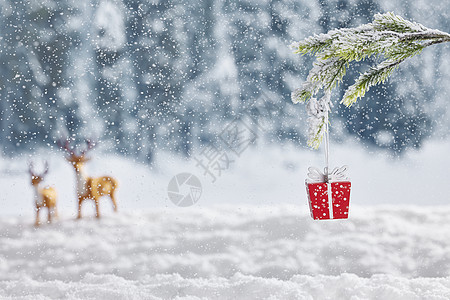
left=306, top=92, right=331, bottom=149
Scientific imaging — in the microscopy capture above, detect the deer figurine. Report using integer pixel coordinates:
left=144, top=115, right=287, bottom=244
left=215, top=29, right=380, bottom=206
left=59, top=139, right=118, bottom=218
left=28, top=161, right=58, bottom=226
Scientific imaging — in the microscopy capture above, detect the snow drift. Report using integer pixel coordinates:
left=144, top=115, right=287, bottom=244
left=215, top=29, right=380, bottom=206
left=2, top=205, right=450, bottom=299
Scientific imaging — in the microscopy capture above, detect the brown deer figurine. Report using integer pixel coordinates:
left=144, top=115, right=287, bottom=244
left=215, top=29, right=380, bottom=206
left=28, top=161, right=58, bottom=226
left=59, top=139, right=118, bottom=218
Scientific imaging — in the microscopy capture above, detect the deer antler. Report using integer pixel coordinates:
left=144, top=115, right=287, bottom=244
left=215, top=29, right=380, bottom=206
left=28, top=161, right=35, bottom=176
left=80, top=139, right=96, bottom=157
left=57, top=137, right=97, bottom=162
left=42, top=160, right=49, bottom=177
left=57, top=138, right=75, bottom=157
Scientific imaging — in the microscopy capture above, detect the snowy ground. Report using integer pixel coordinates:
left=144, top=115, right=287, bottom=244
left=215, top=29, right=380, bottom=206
left=1, top=139, right=450, bottom=216
left=1, top=140, right=450, bottom=299
left=2, top=206, right=450, bottom=299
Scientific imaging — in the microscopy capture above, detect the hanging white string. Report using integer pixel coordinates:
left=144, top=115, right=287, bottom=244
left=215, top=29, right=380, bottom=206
left=322, top=91, right=332, bottom=218
left=323, top=91, right=331, bottom=182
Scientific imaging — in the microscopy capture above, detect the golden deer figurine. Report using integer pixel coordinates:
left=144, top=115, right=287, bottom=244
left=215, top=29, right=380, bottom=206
left=59, top=139, right=118, bottom=218
left=28, top=161, right=58, bottom=226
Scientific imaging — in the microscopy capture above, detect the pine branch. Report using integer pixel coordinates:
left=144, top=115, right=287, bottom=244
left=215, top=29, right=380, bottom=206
left=308, top=118, right=325, bottom=149
left=384, top=42, right=424, bottom=60
left=291, top=57, right=347, bottom=103
left=372, top=12, right=428, bottom=33
left=291, top=35, right=334, bottom=56
left=306, top=93, right=331, bottom=149
left=290, top=12, right=450, bottom=149
left=341, top=58, right=404, bottom=107
left=342, top=41, right=425, bottom=106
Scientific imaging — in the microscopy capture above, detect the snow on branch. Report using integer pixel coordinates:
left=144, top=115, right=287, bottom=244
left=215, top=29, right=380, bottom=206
left=306, top=92, right=331, bottom=149
left=291, top=12, right=450, bottom=149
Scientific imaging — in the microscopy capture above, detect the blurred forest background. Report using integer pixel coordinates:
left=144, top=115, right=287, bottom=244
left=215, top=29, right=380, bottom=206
left=0, top=0, right=449, bottom=163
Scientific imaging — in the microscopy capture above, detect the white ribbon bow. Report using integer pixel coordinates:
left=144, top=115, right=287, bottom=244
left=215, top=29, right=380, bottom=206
left=307, top=165, right=349, bottom=183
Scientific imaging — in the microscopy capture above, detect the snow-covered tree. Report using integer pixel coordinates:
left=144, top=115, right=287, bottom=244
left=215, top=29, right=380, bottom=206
left=291, top=12, right=450, bottom=149
left=1, top=2, right=449, bottom=160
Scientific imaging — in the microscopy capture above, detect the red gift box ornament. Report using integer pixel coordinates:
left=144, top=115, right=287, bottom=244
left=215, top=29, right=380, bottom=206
left=296, top=90, right=351, bottom=219
left=306, top=165, right=351, bottom=220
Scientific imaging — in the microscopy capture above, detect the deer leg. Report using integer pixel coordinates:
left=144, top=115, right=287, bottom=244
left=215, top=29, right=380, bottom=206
left=77, top=199, right=83, bottom=219
left=95, top=199, right=100, bottom=218
left=110, top=192, right=118, bottom=212
left=53, top=206, right=59, bottom=219
left=47, top=207, right=52, bottom=224
left=35, top=207, right=40, bottom=226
